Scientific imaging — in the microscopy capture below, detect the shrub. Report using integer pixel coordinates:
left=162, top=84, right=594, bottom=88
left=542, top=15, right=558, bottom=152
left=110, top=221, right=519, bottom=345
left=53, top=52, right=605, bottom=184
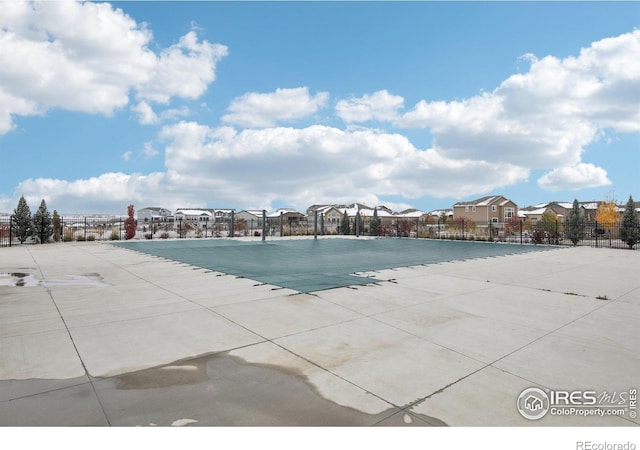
left=87, top=235, right=96, bottom=242
left=76, top=235, right=86, bottom=242
left=145, top=233, right=153, bottom=240
left=110, top=231, right=120, bottom=240
left=124, top=204, right=137, bottom=240
left=160, top=232, right=170, bottom=239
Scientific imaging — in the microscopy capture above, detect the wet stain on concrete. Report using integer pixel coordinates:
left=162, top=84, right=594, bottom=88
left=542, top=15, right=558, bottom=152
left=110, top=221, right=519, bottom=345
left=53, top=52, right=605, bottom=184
left=102, top=351, right=448, bottom=426
left=116, top=359, right=210, bottom=390
left=1, top=352, right=447, bottom=426
left=0, top=272, right=39, bottom=287
left=0, top=272, right=110, bottom=288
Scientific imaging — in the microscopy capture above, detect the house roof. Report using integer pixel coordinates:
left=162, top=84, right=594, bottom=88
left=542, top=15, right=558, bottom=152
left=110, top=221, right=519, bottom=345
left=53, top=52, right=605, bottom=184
left=139, top=206, right=171, bottom=212
left=238, top=209, right=263, bottom=216
left=397, top=209, right=426, bottom=218
left=426, top=209, right=453, bottom=217
left=174, top=209, right=213, bottom=217
left=454, top=195, right=510, bottom=207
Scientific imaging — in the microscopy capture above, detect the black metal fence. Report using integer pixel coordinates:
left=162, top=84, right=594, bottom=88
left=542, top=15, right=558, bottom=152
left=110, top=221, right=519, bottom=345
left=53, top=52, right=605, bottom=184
left=0, top=216, right=126, bottom=247
left=1, top=214, right=638, bottom=250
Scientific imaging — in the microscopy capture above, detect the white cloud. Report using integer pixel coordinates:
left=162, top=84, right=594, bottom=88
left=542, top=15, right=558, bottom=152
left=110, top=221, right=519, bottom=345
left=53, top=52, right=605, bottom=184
left=122, top=151, right=133, bottom=162
left=0, top=1, right=226, bottom=134
left=537, top=163, right=612, bottom=191
left=3, top=25, right=637, bottom=213
left=131, top=101, right=190, bottom=125
left=392, top=29, right=640, bottom=175
left=131, top=101, right=158, bottom=125
left=135, top=31, right=228, bottom=104
left=142, top=142, right=159, bottom=159
left=12, top=123, right=529, bottom=214
left=222, top=87, right=329, bottom=128
left=335, top=90, right=405, bottom=123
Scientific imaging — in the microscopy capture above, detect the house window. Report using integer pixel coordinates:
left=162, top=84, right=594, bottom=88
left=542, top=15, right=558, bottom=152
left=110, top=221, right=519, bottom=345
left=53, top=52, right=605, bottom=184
left=504, top=207, right=515, bottom=219
left=492, top=217, right=499, bottom=223
left=472, top=206, right=476, bottom=212
left=492, top=205, right=497, bottom=212
left=465, top=206, right=469, bottom=213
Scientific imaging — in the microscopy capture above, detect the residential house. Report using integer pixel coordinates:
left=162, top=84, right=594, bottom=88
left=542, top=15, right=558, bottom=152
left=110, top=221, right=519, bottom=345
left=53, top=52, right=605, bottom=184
left=137, top=207, right=173, bottom=224
left=519, top=202, right=568, bottom=224
left=425, top=209, right=453, bottom=222
left=453, top=195, right=518, bottom=225
left=267, top=208, right=305, bottom=222
left=212, top=209, right=235, bottom=223
left=312, top=205, right=343, bottom=231
left=235, top=210, right=264, bottom=226
left=174, top=209, right=213, bottom=230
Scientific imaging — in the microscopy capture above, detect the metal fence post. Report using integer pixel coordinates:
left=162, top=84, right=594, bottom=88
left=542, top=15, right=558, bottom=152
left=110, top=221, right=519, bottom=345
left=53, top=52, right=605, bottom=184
left=230, top=211, right=234, bottom=238
left=520, top=219, right=523, bottom=245
left=462, top=219, right=465, bottom=241
left=262, top=210, right=266, bottom=241
left=314, top=210, right=318, bottom=239
left=280, top=212, right=283, bottom=237
left=9, top=215, right=13, bottom=247
left=595, top=220, right=598, bottom=248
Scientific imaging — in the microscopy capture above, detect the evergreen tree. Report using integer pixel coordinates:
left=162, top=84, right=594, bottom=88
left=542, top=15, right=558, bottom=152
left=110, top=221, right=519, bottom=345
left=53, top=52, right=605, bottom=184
left=620, top=195, right=640, bottom=249
left=12, top=196, right=33, bottom=244
left=340, top=210, right=351, bottom=235
left=32, top=199, right=53, bottom=244
left=565, top=198, right=585, bottom=246
left=52, top=210, right=62, bottom=242
left=370, top=208, right=381, bottom=236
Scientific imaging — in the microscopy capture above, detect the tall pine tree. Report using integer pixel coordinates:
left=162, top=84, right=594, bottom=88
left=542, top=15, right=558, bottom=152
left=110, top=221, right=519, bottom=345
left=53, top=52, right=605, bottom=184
left=52, top=210, right=62, bottom=242
left=12, top=196, right=33, bottom=244
left=370, top=208, right=381, bottom=236
left=33, top=199, right=53, bottom=244
left=340, top=210, right=351, bottom=235
left=565, top=199, right=585, bottom=246
left=620, top=195, right=640, bottom=249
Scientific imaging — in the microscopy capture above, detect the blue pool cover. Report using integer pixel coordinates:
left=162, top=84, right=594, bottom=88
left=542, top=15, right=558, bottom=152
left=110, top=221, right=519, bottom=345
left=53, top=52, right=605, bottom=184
left=113, top=238, right=551, bottom=293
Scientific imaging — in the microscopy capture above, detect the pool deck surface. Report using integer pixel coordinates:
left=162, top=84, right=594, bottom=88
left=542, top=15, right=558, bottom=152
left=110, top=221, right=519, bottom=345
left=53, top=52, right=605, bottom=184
left=1, top=238, right=639, bottom=427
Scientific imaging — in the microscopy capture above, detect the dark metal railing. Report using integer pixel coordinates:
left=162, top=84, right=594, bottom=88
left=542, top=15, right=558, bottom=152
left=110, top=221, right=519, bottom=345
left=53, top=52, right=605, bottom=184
left=1, top=214, right=637, bottom=250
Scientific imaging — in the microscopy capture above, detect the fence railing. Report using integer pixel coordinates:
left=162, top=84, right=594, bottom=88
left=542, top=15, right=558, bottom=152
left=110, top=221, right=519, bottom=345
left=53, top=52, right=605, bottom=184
left=0, top=216, right=126, bottom=247
left=1, top=215, right=638, bottom=250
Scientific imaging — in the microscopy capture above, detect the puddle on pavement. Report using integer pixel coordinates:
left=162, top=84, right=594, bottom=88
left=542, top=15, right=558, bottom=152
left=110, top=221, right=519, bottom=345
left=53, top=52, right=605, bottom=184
left=117, top=359, right=209, bottom=390
left=0, top=272, right=110, bottom=288
left=0, top=272, right=40, bottom=287
left=109, top=352, right=447, bottom=426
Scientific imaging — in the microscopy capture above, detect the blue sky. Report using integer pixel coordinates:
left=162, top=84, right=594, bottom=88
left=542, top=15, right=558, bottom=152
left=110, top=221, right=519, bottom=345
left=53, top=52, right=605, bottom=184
left=0, top=1, right=638, bottom=215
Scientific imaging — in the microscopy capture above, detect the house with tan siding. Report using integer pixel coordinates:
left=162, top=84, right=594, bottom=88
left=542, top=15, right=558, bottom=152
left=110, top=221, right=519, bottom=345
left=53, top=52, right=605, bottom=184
left=453, top=195, right=518, bottom=225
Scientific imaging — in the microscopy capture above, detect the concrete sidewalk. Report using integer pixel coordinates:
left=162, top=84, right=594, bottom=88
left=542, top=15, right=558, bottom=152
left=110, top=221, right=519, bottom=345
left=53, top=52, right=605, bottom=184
left=0, top=241, right=638, bottom=426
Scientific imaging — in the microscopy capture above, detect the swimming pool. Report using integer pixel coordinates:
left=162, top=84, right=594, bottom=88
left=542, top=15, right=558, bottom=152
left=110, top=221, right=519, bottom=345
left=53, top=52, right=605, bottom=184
left=114, top=237, right=551, bottom=293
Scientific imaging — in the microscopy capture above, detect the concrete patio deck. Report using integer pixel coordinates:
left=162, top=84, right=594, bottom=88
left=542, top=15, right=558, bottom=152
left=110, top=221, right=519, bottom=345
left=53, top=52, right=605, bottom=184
left=1, top=239, right=638, bottom=427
